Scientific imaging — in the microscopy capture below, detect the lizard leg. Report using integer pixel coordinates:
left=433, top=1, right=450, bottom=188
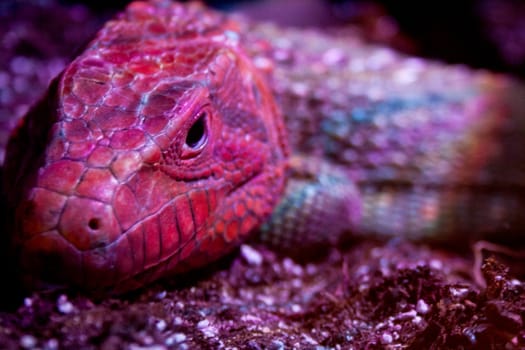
left=257, top=154, right=362, bottom=254
left=257, top=156, right=525, bottom=255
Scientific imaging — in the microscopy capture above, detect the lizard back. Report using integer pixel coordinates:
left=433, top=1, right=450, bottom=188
left=242, top=22, right=525, bottom=244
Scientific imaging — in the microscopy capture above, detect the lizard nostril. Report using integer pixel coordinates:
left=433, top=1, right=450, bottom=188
left=88, top=218, right=101, bottom=230
left=58, top=197, right=120, bottom=250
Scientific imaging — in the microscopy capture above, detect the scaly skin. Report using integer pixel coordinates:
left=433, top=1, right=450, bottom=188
left=244, top=23, right=525, bottom=248
left=4, top=1, right=288, bottom=293
left=4, top=1, right=525, bottom=293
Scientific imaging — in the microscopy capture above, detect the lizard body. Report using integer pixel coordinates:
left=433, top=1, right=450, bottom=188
left=3, top=0, right=525, bottom=293
left=243, top=21, right=525, bottom=247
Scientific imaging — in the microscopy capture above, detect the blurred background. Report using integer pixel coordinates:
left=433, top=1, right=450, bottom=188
left=2, top=0, right=524, bottom=75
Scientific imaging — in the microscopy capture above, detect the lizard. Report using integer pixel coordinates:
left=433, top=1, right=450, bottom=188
left=3, top=0, right=525, bottom=294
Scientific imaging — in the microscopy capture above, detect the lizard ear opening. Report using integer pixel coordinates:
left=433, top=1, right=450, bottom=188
left=181, top=109, right=209, bottom=159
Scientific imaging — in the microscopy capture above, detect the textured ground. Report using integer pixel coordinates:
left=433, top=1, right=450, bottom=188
left=1, top=1, right=524, bottom=349
left=1, top=241, right=524, bottom=349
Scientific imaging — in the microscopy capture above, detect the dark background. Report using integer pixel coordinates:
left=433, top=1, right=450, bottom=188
left=5, top=0, right=520, bottom=77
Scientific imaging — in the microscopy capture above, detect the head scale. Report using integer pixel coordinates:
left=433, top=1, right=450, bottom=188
left=4, top=1, right=288, bottom=293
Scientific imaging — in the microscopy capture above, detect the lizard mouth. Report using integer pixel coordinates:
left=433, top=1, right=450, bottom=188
left=105, top=168, right=266, bottom=292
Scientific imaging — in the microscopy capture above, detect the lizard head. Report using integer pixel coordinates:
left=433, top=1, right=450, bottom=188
left=4, top=1, right=288, bottom=293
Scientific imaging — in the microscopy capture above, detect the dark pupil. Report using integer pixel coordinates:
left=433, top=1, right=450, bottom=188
left=186, top=113, right=206, bottom=148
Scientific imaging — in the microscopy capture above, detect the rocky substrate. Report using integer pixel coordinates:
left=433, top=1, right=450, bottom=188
left=1, top=241, right=524, bottom=349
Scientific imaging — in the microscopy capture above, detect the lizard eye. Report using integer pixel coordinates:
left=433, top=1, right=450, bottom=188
left=182, top=110, right=209, bottom=158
